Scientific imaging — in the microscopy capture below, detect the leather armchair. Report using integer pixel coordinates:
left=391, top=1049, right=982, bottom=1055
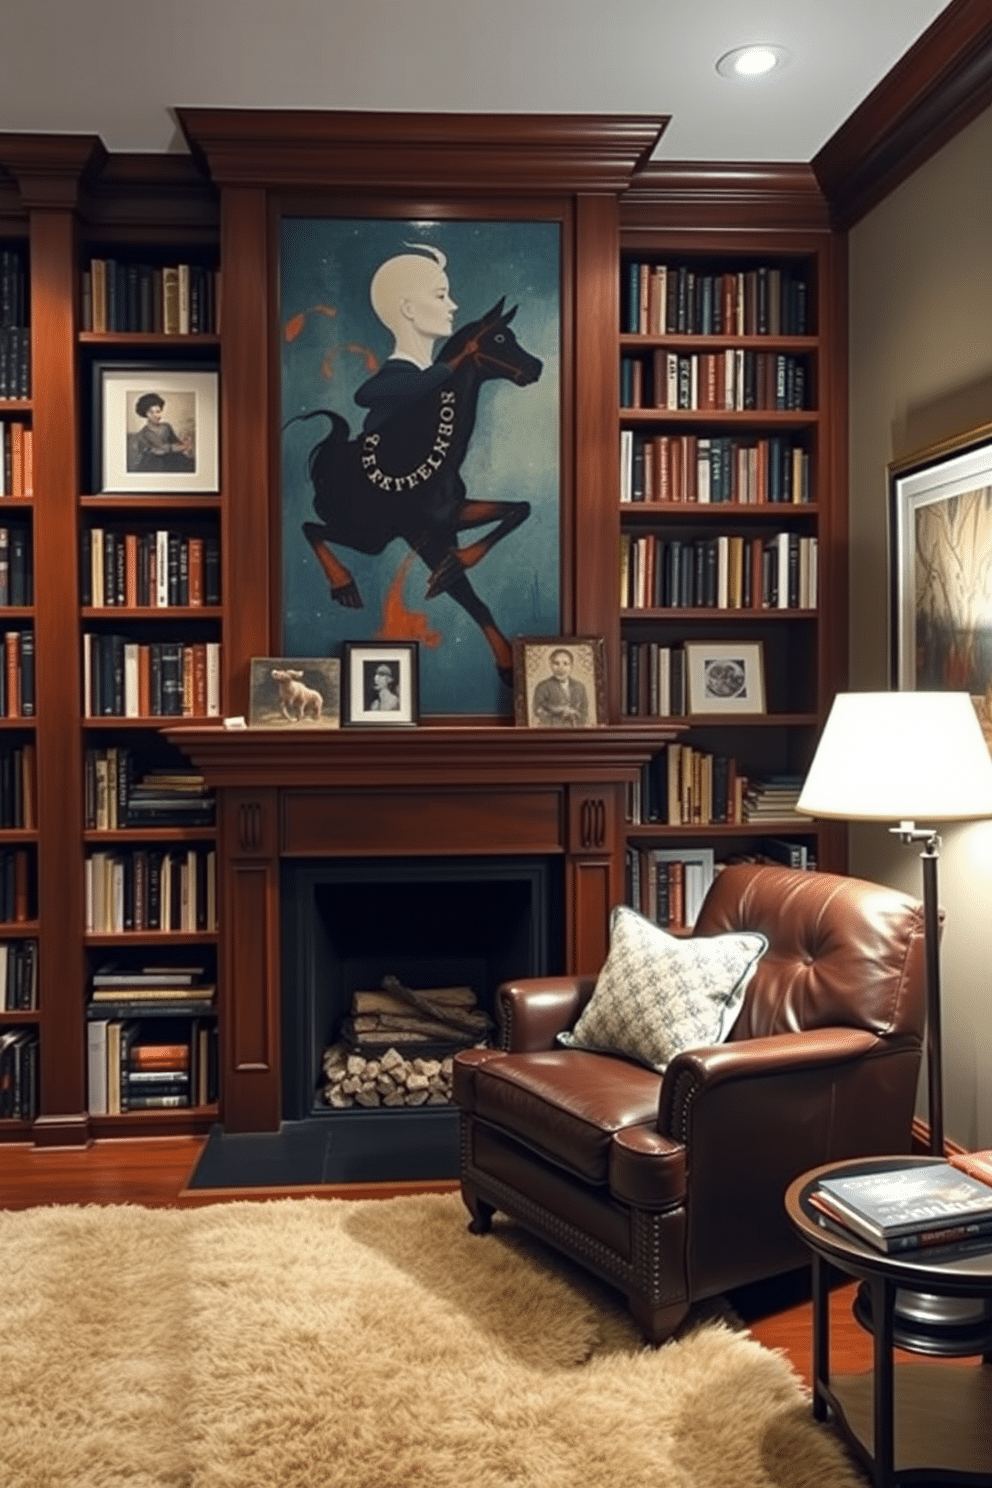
left=453, top=864, right=927, bottom=1343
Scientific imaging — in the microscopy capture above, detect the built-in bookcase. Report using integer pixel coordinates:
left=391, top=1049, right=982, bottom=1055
left=616, top=227, right=846, bottom=930
left=77, top=232, right=222, bottom=1132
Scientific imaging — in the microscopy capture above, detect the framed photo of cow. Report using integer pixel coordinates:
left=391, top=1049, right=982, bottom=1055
left=278, top=217, right=562, bottom=720
left=248, top=657, right=341, bottom=729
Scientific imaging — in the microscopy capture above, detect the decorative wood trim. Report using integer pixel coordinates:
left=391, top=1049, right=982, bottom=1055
left=620, top=162, right=831, bottom=233
left=0, top=134, right=104, bottom=211
left=165, top=724, right=683, bottom=790
left=79, top=152, right=218, bottom=239
left=813, top=0, right=992, bottom=229
left=176, top=109, right=668, bottom=195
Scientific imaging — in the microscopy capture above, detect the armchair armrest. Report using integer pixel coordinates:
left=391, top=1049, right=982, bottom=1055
left=496, top=976, right=596, bottom=1052
left=659, top=1026, right=920, bottom=1148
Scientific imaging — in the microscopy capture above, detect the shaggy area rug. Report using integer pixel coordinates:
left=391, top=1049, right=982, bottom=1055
left=0, top=1192, right=865, bottom=1488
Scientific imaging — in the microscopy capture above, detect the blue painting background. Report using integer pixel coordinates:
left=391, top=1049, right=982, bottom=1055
left=280, top=218, right=561, bottom=716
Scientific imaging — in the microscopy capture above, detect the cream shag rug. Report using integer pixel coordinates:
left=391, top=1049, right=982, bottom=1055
left=0, top=1192, right=865, bottom=1488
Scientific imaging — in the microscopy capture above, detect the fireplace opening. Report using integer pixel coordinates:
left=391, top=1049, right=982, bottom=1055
left=282, top=855, right=563, bottom=1125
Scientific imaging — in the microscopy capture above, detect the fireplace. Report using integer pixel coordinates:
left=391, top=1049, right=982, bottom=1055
left=166, top=723, right=679, bottom=1150
left=281, top=854, right=562, bottom=1123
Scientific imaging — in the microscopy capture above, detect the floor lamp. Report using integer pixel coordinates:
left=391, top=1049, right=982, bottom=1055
left=796, top=690, right=992, bottom=1352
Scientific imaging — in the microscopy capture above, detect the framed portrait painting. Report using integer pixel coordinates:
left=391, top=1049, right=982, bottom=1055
left=279, top=217, right=561, bottom=719
left=890, top=425, right=992, bottom=748
left=93, top=363, right=219, bottom=494
left=513, top=636, right=605, bottom=728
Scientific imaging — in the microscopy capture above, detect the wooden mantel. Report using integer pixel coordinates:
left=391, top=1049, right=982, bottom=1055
left=165, top=722, right=681, bottom=787
left=165, top=722, right=680, bottom=1132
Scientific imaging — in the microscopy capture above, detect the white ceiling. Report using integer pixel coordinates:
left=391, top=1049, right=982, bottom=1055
left=0, top=0, right=950, bottom=161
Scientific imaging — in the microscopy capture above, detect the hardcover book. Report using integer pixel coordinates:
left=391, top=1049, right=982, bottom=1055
left=813, top=1162, right=992, bottom=1251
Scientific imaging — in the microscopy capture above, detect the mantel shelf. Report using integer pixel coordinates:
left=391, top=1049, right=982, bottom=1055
left=164, top=722, right=687, bottom=791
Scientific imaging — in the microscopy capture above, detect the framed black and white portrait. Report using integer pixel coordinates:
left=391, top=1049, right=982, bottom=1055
left=343, top=641, right=419, bottom=726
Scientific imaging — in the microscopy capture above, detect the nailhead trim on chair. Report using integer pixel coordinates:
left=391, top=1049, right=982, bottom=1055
left=459, top=1116, right=687, bottom=1310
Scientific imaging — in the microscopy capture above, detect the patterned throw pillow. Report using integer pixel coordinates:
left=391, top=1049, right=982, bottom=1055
left=558, top=905, right=767, bottom=1072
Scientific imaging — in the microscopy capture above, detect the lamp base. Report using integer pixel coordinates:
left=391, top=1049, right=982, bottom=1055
left=855, top=1281, right=992, bottom=1357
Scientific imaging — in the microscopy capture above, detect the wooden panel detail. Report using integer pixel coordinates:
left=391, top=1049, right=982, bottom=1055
left=224, top=861, right=279, bottom=1132
left=282, top=789, right=562, bottom=857
left=568, top=858, right=613, bottom=976
left=567, top=790, right=615, bottom=855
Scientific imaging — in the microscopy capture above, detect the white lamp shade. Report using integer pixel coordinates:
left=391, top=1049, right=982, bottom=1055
left=797, top=691, right=992, bottom=823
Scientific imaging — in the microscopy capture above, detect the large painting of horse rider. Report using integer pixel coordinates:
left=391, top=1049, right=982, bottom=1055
left=280, top=218, right=561, bottom=716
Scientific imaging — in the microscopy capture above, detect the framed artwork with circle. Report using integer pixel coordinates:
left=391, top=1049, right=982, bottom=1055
left=684, top=640, right=765, bottom=715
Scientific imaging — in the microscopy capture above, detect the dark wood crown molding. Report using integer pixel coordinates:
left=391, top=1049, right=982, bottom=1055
left=0, top=134, right=105, bottom=211
left=176, top=109, right=669, bottom=196
left=814, top=0, right=992, bottom=229
left=620, top=161, right=830, bottom=233
left=79, top=152, right=218, bottom=240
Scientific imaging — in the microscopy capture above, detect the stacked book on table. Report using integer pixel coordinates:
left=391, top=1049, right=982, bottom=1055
left=810, top=1154, right=992, bottom=1253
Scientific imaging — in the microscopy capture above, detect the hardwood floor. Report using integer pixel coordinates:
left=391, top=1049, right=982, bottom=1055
left=0, top=1135, right=981, bottom=1394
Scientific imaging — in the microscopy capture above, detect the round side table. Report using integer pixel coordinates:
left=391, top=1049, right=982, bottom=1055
left=786, top=1156, right=992, bottom=1488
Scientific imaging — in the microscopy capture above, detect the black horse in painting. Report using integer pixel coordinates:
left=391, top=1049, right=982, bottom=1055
left=292, top=299, right=543, bottom=686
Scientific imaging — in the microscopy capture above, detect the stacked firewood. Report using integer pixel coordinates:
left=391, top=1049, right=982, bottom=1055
left=341, top=975, right=491, bottom=1056
left=320, top=976, right=492, bottom=1109
left=322, top=1046, right=456, bottom=1108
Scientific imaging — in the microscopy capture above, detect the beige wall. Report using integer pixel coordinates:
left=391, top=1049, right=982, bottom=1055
left=848, top=102, right=992, bottom=1148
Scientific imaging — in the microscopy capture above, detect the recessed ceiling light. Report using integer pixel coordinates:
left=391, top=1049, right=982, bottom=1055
left=716, top=44, right=791, bottom=81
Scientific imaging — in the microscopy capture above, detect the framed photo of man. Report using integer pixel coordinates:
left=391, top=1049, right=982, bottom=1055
left=513, top=636, right=605, bottom=728
left=93, top=363, right=219, bottom=494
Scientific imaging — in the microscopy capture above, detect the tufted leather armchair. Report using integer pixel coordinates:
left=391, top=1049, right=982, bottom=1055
left=453, top=864, right=927, bottom=1343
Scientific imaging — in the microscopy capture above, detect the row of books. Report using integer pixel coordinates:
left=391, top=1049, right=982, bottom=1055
left=81, top=527, right=221, bottom=610
left=621, top=349, right=810, bottom=412
left=82, top=259, right=219, bottom=335
left=0, top=628, right=33, bottom=717
left=86, top=1014, right=218, bottom=1114
left=0, top=421, right=32, bottom=496
left=0, top=847, right=32, bottom=924
left=84, top=747, right=214, bottom=832
left=0, top=1026, right=38, bottom=1120
left=620, top=531, right=817, bottom=612
left=1, top=938, right=37, bottom=1010
left=623, top=261, right=810, bottom=339
left=82, top=635, right=222, bottom=719
left=0, top=524, right=32, bottom=607
left=626, top=846, right=715, bottom=930
left=629, top=748, right=805, bottom=829
left=0, top=249, right=27, bottom=329
left=0, top=742, right=36, bottom=829
left=0, top=327, right=30, bottom=401
left=811, top=1155, right=992, bottom=1254
left=85, top=846, right=217, bottom=935
left=620, top=432, right=811, bottom=506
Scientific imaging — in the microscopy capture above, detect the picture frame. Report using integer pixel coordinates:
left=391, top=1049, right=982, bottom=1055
left=342, top=641, right=419, bottom=726
left=513, top=636, right=605, bottom=728
left=279, top=217, right=562, bottom=718
left=248, top=657, right=341, bottom=729
left=684, top=640, right=766, bottom=715
left=889, top=424, right=992, bottom=748
left=93, top=362, right=219, bottom=494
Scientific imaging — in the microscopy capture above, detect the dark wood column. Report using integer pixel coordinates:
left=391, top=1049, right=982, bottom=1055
left=4, top=137, right=102, bottom=1144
